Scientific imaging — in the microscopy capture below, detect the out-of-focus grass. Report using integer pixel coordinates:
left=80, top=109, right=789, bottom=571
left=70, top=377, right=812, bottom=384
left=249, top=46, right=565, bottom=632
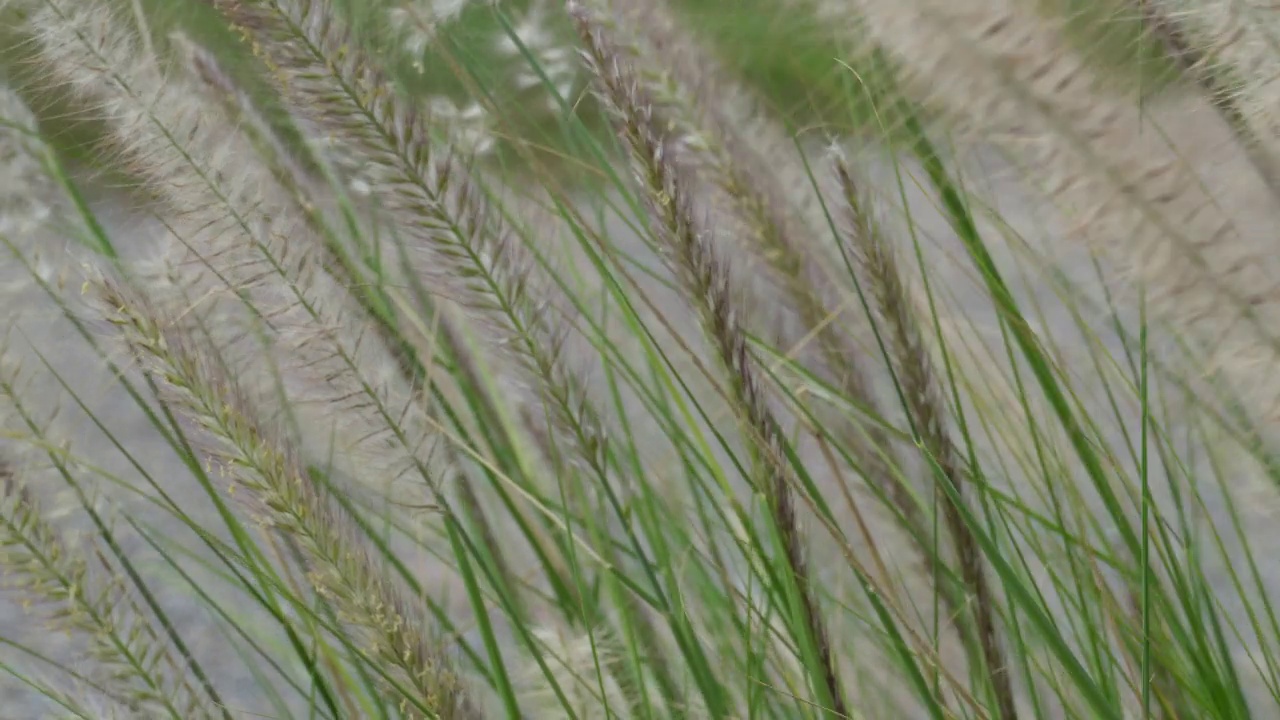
left=0, top=0, right=1179, bottom=182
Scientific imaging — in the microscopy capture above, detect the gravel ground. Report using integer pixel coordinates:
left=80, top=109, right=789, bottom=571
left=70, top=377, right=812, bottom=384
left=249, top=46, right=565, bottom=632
left=4, top=89, right=1280, bottom=717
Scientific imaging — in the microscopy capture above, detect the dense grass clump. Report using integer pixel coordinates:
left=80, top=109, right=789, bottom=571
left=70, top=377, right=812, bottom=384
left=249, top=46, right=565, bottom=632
left=5, top=0, right=1280, bottom=718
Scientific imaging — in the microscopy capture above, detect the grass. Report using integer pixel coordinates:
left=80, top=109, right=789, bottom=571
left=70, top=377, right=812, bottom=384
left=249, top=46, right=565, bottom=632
left=2, top=0, right=1280, bottom=717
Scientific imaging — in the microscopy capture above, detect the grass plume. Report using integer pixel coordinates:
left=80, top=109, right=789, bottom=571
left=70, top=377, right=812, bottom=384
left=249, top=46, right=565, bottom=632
left=571, top=6, right=848, bottom=714
left=6, top=0, right=1280, bottom=717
